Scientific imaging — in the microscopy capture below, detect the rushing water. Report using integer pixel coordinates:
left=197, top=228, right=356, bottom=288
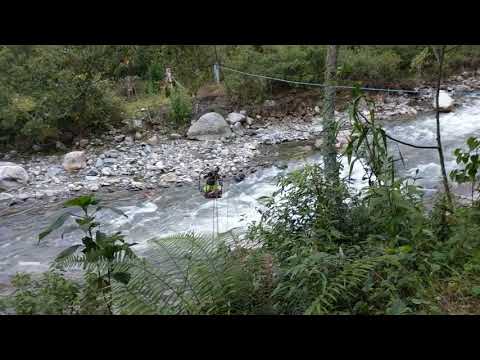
left=1, top=92, right=480, bottom=284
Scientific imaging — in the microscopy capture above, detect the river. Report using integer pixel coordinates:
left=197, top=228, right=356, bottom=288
left=1, top=91, right=480, bottom=285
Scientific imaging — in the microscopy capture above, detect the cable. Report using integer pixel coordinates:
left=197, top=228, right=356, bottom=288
left=219, top=64, right=419, bottom=94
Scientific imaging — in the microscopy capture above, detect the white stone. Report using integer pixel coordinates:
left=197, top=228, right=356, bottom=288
left=0, top=163, right=29, bottom=190
left=63, top=151, right=87, bottom=172
left=433, top=90, right=455, bottom=112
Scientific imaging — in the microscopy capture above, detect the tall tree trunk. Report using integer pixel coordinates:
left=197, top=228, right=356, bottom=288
left=323, top=45, right=340, bottom=186
left=433, top=45, right=453, bottom=207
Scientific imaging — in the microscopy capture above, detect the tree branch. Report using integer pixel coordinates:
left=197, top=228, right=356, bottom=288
left=357, top=111, right=439, bottom=150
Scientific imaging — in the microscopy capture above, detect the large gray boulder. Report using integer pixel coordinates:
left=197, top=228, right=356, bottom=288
left=0, top=162, right=29, bottom=190
left=187, top=112, right=232, bottom=141
left=63, top=151, right=87, bottom=172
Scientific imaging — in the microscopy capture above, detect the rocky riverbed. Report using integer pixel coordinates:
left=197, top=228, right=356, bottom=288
left=1, top=71, right=479, bottom=211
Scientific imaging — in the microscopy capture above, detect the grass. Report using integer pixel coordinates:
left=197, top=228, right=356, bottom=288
left=121, top=94, right=168, bottom=119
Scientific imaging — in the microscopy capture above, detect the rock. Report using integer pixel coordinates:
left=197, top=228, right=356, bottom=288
left=103, top=158, right=116, bottom=165
left=155, top=161, right=166, bottom=171
left=0, top=163, right=29, bottom=190
left=274, top=161, right=288, bottom=170
left=115, top=135, right=125, bottom=143
left=87, top=169, right=99, bottom=177
left=433, top=90, right=455, bottom=112
left=86, top=183, right=99, bottom=192
left=314, top=106, right=321, bottom=114
left=161, top=173, right=177, bottom=183
left=17, top=193, right=30, bottom=201
left=134, top=132, right=142, bottom=140
left=264, top=99, right=277, bottom=108
left=79, top=139, right=89, bottom=148
left=169, top=133, right=183, bottom=140
left=0, top=192, right=14, bottom=205
left=232, top=122, right=245, bottom=136
left=233, top=172, right=246, bottom=183
left=314, top=138, right=323, bottom=149
left=246, top=117, right=254, bottom=126
left=101, top=167, right=113, bottom=177
left=47, top=166, right=63, bottom=177
left=95, top=159, right=104, bottom=168
left=336, top=130, right=351, bottom=149
left=226, top=112, right=246, bottom=125
left=147, top=135, right=160, bottom=146
left=63, top=151, right=87, bottom=172
left=129, top=181, right=144, bottom=190
left=32, top=144, right=42, bottom=152
left=124, top=136, right=134, bottom=145
left=104, top=150, right=119, bottom=158
left=56, top=141, right=67, bottom=151
left=187, top=112, right=232, bottom=141
left=127, top=119, right=143, bottom=130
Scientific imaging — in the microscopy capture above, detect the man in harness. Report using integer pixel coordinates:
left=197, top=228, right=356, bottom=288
left=203, top=166, right=223, bottom=199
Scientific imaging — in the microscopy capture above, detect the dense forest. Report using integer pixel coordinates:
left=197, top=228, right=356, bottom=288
left=1, top=45, right=480, bottom=315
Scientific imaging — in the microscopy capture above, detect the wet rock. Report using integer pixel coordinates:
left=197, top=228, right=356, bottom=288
left=63, top=151, right=87, bottom=172
left=187, top=112, right=232, bottom=141
left=0, top=163, right=29, bottom=190
left=434, top=90, right=455, bottom=112
left=0, top=192, right=14, bottom=206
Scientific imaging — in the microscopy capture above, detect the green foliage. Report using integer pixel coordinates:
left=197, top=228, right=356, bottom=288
left=0, top=46, right=123, bottom=148
left=110, top=232, right=274, bottom=315
left=1, top=271, right=80, bottom=315
left=450, top=136, right=480, bottom=202
left=167, top=86, right=192, bottom=126
left=38, top=194, right=136, bottom=314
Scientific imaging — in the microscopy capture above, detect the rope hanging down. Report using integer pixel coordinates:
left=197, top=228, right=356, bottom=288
left=219, top=64, right=419, bottom=94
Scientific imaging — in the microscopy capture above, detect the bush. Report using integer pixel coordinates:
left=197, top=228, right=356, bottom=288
left=168, top=86, right=192, bottom=126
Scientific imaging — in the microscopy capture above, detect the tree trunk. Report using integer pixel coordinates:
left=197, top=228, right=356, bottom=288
left=322, top=45, right=340, bottom=185
left=433, top=45, right=453, bottom=207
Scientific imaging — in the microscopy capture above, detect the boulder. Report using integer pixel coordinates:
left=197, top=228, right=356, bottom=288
left=187, top=112, right=232, bottom=141
left=0, top=163, right=29, bottom=190
left=226, top=112, right=246, bottom=125
left=62, top=151, right=87, bottom=172
left=147, top=135, right=160, bottom=146
left=134, top=132, right=142, bottom=141
left=433, top=90, right=455, bottom=112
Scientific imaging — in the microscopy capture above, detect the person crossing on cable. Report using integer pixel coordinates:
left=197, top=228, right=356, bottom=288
left=203, top=167, right=223, bottom=198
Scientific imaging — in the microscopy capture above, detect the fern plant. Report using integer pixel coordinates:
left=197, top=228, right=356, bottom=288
left=110, top=232, right=274, bottom=315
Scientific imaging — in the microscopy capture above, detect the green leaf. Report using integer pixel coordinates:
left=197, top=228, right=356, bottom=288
left=38, top=212, right=71, bottom=243
left=112, top=272, right=131, bottom=285
left=63, top=195, right=98, bottom=209
left=472, top=286, right=480, bottom=297
left=55, top=244, right=82, bottom=261
left=96, top=206, right=128, bottom=218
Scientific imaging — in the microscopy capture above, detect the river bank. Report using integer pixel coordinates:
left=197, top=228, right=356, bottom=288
left=1, top=71, right=479, bottom=212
